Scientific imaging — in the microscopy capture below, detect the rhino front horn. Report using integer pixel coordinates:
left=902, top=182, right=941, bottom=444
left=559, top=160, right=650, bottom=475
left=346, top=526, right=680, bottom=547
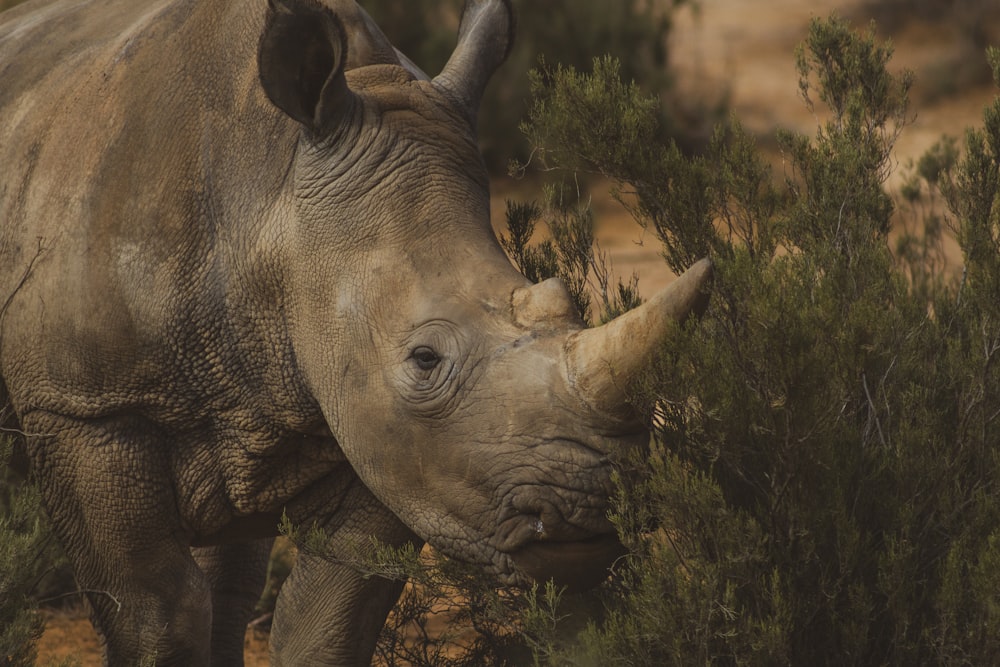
left=565, top=258, right=713, bottom=421
left=434, top=0, right=515, bottom=126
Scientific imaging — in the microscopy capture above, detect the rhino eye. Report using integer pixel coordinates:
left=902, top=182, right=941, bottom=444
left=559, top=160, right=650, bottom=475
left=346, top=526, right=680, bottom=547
left=411, top=346, right=441, bottom=371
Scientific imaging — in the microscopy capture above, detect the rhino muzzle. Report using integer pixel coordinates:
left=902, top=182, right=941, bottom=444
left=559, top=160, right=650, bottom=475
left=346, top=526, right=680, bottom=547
left=489, top=260, right=712, bottom=589
left=493, top=477, right=626, bottom=590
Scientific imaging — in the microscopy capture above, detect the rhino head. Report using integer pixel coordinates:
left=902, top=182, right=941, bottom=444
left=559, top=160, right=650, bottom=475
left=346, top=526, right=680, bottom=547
left=257, top=0, right=711, bottom=590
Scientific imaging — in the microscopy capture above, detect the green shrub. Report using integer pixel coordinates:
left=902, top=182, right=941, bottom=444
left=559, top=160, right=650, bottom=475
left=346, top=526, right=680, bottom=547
left=506, top=16, right=1000, bottom=666
left=1, top=441, right=49, bottom=667
left=1, top=443, right=78, bottom=667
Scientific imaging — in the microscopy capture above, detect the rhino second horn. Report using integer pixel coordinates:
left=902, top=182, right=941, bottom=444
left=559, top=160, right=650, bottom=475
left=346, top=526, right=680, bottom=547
left=433, top=0, right=515, bottom=125
left=565, top=258, right=713, bottom=421
left=511, top=277, right=582, bottom=331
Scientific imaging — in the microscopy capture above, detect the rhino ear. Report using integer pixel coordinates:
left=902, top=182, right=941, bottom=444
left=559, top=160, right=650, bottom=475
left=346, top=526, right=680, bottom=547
left=258, top=0, right=354, bottom=135
left=433, top=0, right=515, bottom=126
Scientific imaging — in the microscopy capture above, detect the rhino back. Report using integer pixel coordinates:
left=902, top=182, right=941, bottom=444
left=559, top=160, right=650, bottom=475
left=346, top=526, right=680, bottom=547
left=0, top=0, right=304, bottom=426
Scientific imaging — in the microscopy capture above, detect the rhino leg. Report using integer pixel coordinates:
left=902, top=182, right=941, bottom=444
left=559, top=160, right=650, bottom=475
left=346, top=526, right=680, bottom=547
left=191, top=540, right=273, bottom=667
left=25, top=412, right=212, bottom=666
left=270, top=479, right=421, bottom=666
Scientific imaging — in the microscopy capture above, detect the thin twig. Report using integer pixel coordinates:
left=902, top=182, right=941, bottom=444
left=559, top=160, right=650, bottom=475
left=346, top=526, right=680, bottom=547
left=0, top=237, right=46, bottom=323
left=0, top=425, right=56, bottom=438
left=38, top=589, right=122, bottom=613
left=861, top=372, right=887, bottom=447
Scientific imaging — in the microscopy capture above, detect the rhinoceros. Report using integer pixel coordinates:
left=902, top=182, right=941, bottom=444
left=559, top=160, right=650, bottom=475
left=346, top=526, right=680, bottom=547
left=0, top=0, right=711, bottom=664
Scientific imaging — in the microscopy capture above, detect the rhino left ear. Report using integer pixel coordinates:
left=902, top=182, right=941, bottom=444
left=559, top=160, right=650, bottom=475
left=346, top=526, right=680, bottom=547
left=433, top=0, right=515, bottom=127
left=258, top=0, right=354, bottom=135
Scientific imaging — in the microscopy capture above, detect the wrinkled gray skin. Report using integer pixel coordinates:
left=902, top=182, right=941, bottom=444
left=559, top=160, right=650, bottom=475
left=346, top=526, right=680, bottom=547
left=0, top=0, right=711, bottom=665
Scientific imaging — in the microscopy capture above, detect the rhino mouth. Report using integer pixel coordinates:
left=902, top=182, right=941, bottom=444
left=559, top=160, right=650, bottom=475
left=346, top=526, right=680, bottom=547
left=489, top=464, right=624, bottom=590
left=509, top=533, right=626, bottom=591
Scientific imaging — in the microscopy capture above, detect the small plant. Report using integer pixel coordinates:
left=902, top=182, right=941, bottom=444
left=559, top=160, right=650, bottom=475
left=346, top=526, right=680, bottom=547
left=1, top=438, right=84, bottom=667
left=497, top=15, right=1000, bottom=665
left=0, top=440, right=48, bottom=667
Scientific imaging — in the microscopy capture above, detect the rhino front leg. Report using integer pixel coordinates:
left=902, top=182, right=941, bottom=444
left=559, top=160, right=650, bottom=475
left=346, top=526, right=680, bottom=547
left=191, top=540, right=273, bottom=666
left=25, top=412, right=213, bottom=666
left=270, top=479, right=421, bottom=666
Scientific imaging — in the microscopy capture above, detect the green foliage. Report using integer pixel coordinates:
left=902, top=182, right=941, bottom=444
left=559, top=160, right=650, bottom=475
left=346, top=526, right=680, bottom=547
left=0, top=439, right=95, bottom=667
left=364, top=541, right=622, bottom=667
left=518, top=55, right=727, bottom=275
left=948, top=50, right=1000, bottom=313
left=0, top=441, right=46, bottom=667
left=502, top=14, right=1000, bottom=666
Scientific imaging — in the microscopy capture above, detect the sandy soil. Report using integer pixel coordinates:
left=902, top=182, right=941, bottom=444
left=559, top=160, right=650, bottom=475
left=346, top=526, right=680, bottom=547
left=33, top=0, right=999, bottom=664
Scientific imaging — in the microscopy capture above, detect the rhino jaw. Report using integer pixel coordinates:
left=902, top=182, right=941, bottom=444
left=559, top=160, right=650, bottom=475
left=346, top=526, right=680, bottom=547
left=510, top=534, right=627, bottom=591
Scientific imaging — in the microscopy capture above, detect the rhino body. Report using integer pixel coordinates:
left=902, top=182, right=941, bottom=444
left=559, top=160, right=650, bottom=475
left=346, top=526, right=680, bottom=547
left=0, top=0, right=710, bottom=664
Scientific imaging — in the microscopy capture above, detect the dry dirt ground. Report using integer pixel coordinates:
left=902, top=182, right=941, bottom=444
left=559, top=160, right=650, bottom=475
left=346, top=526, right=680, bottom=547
left=36, top=609, right=271, bottom=666
left=33, top=0, right=998, bottom=664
